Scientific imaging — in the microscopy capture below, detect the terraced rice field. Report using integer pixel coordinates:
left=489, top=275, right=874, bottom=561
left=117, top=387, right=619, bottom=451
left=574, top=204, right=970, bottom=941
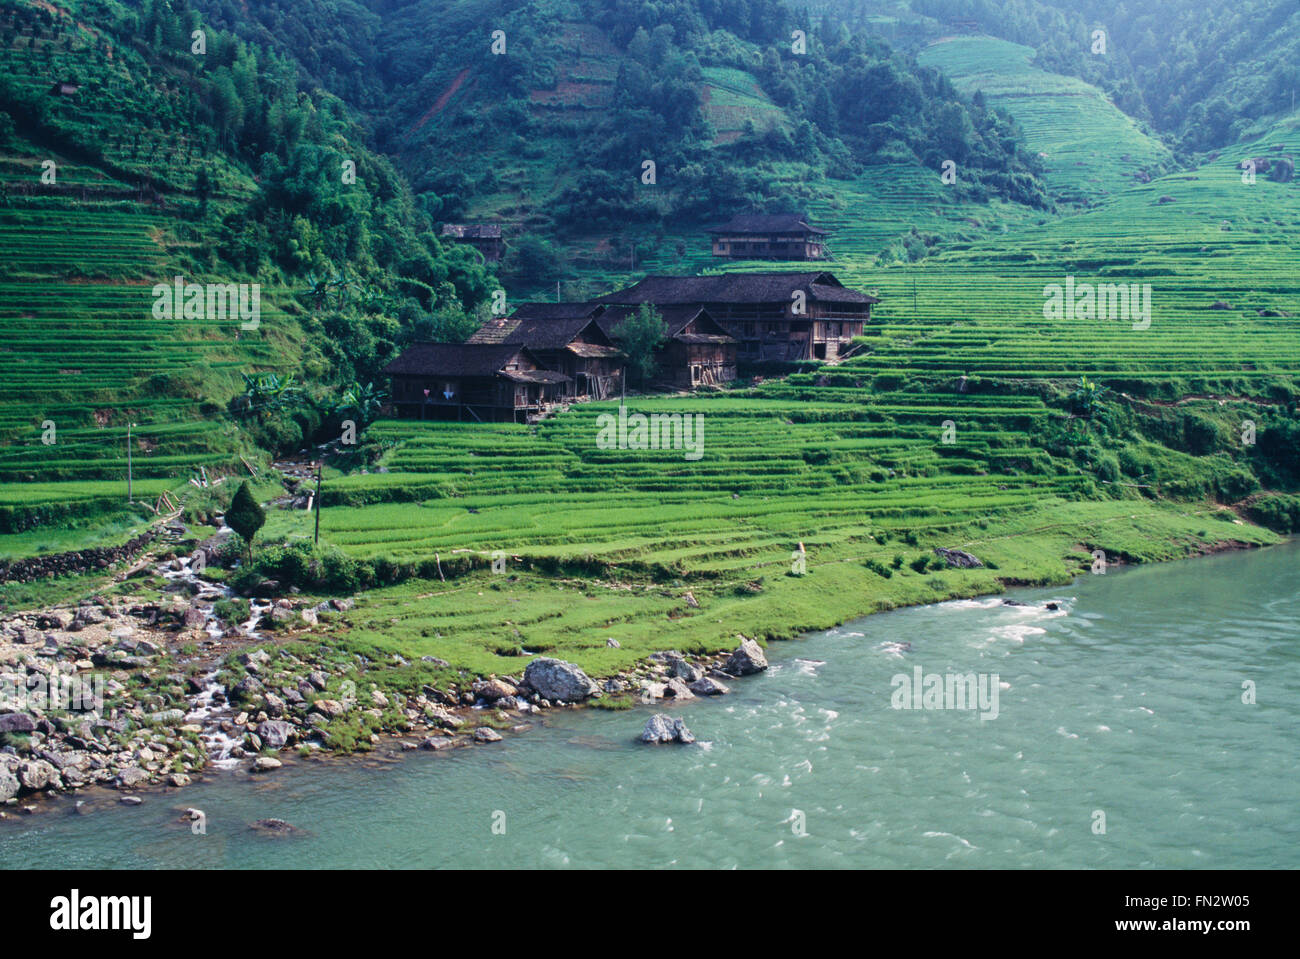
left=918, top=36, right=1173, bottom=202
left=255, top=389, right=1277, bottom=677
left=700, top=66, right=788, bottom=144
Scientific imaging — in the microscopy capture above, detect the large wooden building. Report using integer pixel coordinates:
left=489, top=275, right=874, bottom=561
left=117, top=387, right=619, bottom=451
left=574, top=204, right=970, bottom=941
left=598, top=305, right=737, bottom=389
left=596, top=272, right=878, bottom=363
left=384, top=343, right=568, bottom=422
left=706, top=213, right=830, bottom=260
left=468, top=309, right=624, bottom=400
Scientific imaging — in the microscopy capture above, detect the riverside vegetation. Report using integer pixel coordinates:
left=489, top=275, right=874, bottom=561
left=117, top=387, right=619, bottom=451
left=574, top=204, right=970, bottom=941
left=0, top=0, right=1297, bottom=805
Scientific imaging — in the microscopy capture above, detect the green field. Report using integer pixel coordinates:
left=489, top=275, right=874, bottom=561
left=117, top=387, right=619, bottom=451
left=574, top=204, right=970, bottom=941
left=2, top=21, right=1296, bottom=693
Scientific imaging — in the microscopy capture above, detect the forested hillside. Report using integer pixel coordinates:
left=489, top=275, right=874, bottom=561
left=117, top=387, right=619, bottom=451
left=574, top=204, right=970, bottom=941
left=0, top=0, right=498, bottom=475
left=191, top=0, right=1052, bottom=286
left=816, top=0, right=1300, bottom=155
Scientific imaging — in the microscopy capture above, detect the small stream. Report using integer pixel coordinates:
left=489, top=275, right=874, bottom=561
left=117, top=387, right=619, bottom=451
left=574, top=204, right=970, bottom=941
left=157, top=530, right=271, bottom=768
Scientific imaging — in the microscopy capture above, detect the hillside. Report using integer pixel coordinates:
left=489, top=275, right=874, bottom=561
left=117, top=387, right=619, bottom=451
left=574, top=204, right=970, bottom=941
left=191, top=0, right=1054, bottom=291
left=0, top=0, right=1297, bottom=685
left=0, top=0, right=499, bottom=540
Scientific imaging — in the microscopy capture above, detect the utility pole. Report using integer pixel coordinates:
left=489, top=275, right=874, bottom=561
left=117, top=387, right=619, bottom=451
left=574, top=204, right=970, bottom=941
left=126, top=422, right=134, bottom=502
left=912, top=276, right=917, bottom=318
left=313, top=460, right=323, bottom=546
left=557, top=280, right=561, bottom=303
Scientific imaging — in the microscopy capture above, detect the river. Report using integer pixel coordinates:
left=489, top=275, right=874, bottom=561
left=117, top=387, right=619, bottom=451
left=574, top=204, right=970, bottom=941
left=2, top=540, right=1295, bottom=868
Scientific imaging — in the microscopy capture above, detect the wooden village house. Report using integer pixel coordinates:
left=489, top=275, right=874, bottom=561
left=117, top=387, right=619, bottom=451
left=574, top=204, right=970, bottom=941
left=468, top=306, right=624, bottom=400
left=439, top=223, right=504, bottom=262
left=597, top=304, right=737, bottom=389
left=596, top=272, right=878, bottom=363
left=706, top=213, right=830, bottom=260
left=383, top=343, right=568, bottom=423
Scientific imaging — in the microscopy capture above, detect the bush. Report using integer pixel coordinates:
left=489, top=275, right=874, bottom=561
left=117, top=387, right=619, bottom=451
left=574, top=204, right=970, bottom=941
left=1245, top=493, right=1300, bottom=533
left=864, top=559, right=893, bottom=578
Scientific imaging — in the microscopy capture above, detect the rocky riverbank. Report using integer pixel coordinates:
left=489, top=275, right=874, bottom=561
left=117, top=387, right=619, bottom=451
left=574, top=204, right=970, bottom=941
left=0, top=545, right=769, bottom=813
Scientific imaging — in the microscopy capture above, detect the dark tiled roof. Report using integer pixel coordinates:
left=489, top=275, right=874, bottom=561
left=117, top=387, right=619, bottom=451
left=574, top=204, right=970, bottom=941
left=706, top=213, right=829, bottom=235
left=383, top=343, right=533, bottom=377
left=597, top=305, right=734, bottom=341
left=441, top=223, right=503, bottom=239
left=508, top=302, right=605, bottom=320
left=468, top=315, right=614, bottom=349
left=506, top=317, right=605, bottom=349
left=595, top=272, right=878, bottom=306
left=466, top=316, right=522, bottom=344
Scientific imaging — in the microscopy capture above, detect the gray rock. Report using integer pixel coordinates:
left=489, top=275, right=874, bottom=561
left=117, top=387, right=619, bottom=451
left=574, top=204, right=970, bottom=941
left=230, top=675, right=265, bottom=704
left=473, top=678, right=518, bottom=702
left=249, top=817, right=300, bottom=835
left=605, top=638, right=620, bottom=648
left=0, top=766, right=19, bottom=801
left=18, top=760, right=57, bottom=791
left=256, top=720, right=294, bottom=750
left=667, top=655, right=702, bottom=682
left=664, top=678, right=696, bottom=700
left=116, top=767, right=149, bottom=789
left=253, top=756, right=283, bottom=772
left=523, top=658, right=599, bottom=702
left=934, top=547, right=983, bottom=569
left=688, top=676, right=730, bottom=696
left=725, top=637, right=768, bottom=676
left=0, top=713, right=37, bottom=734
left=640, top=714, right=695, bottom=745
left=473, top=727, right=503, bottom=743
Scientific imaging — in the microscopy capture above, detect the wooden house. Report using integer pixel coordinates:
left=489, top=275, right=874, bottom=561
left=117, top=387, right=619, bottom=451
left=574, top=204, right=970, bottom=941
left=48, top=81, right=80, bottom=97
left=468, top=308, right=624, bottom=400
left=598, top=305, right=737, bottom=389
left=706, top=213, right=830, bottom=260
left=440, top=223, right=503, bottom=262
left=383, top=343, right=568, bottom=423
left=596, top=272, right=878, bottom=363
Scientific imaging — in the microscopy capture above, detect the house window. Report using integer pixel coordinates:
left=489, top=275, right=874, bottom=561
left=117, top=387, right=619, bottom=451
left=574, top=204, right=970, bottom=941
left=691, top=365, right=701, bottom=384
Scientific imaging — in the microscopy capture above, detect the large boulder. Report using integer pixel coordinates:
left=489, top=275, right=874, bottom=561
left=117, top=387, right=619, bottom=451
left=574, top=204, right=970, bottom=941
left=18, top=760, right=57, bottom=791
left=640, top=714, right=695, bottom=745
left=116, top=767, right=149, bottom=789
left=689, top=676, right=730, bottom=696
left=0, top=712, right=37, bottom=734
left=256, top=720, right=294, bottom=750
left=666, top=654, right=702, bottom=683
left=523, top=658, right=598, bottom=702
left=724, top=638, right=768, bottom=676
left=0, top=765, right=19, bottom=801
left=663, top=678, right=695, bottom=700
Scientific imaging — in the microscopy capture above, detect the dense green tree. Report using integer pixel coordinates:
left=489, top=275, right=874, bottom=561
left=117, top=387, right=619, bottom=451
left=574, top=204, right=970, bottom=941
left=226, top=481, right=266, bottom=561
left=611, top=305, right=668, bottom=387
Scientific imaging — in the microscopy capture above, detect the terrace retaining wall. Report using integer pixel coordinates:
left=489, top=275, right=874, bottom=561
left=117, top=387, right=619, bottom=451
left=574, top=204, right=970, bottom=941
left=0, top=530, right=158, bottom=583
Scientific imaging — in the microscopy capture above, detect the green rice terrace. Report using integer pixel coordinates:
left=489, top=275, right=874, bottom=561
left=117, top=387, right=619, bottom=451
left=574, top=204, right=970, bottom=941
left=1, top=8, right=1297, bottom=695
